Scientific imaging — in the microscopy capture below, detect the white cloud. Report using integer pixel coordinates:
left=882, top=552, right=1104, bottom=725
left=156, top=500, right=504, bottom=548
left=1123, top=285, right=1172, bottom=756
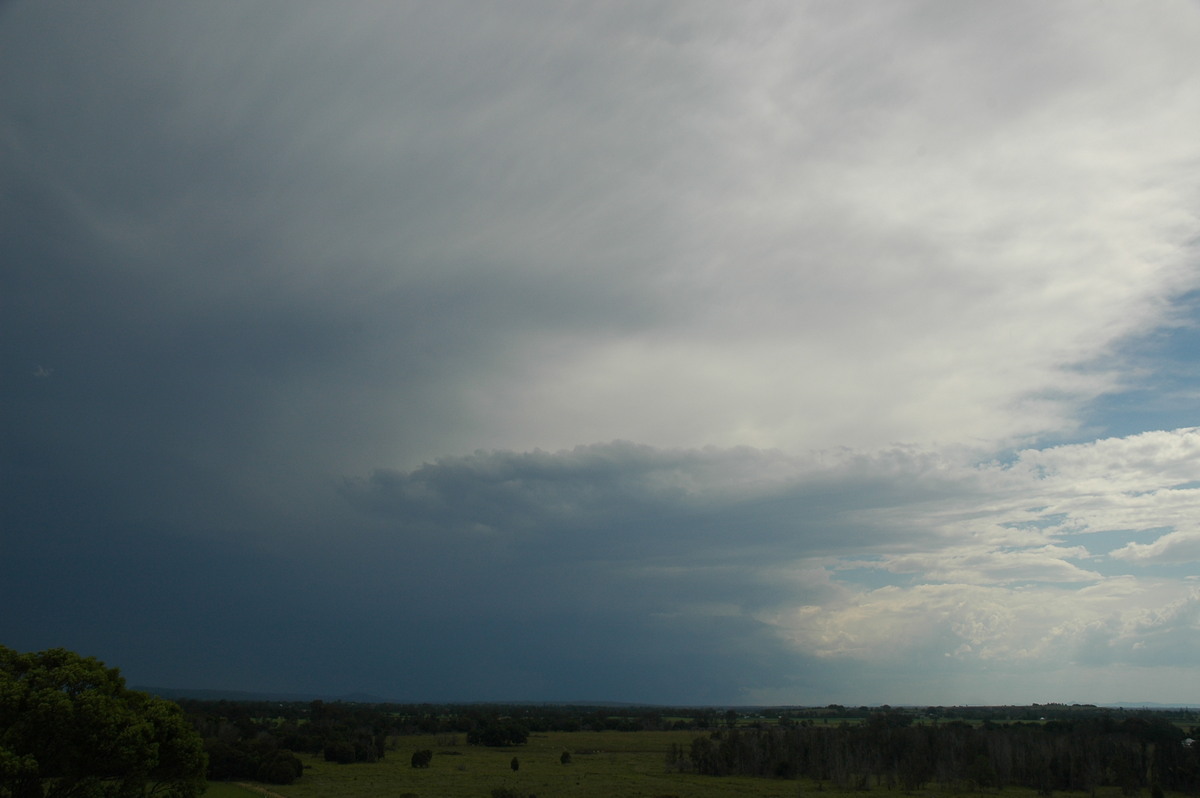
left=766, top=579, right=1200, bottom=669
left=878, top=545, right=1099, bottom=585
left=765, top=583, right=1037, bottom=661
left=452, top=1, right=1200, bottom=459
left=741, top=428, right=1200, bottom=691
left=824, top=429, right=1200, bottom=551
left=1112, top=530, right=1200, bottom=564
left=975, top=429, right=1200, bottom=546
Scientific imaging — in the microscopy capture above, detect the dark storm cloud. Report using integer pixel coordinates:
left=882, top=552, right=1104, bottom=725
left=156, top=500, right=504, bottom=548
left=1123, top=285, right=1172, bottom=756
left=341, top=443, right=960, bottom=566
left=0, top=0, right=716, bottom=491
left=5, top=0, right=1200, bottom=705
left=6, top=0, right=1194, bottom=475
left=310, top=444, right=968, bottom=700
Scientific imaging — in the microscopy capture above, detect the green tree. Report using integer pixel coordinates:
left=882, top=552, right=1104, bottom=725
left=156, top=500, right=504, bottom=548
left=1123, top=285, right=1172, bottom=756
left=467, top=719, right=528, bottom=747
left=322, top=741, right=356, bottom=764
left=0, top=646, right=207, bottom=798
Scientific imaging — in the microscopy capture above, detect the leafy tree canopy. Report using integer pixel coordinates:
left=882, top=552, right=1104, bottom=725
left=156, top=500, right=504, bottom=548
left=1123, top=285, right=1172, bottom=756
left=466, top=718, right=528, bottom=747
left=0, top=646, right=207, bottom=798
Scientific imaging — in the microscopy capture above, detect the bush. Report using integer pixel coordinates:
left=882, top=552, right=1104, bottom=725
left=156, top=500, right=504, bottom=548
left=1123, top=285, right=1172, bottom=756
left=468, top=719, right=529, bottom=747
left=323, top=741, right=357, bottom=764
left=258, top=751, right=303, bottom=785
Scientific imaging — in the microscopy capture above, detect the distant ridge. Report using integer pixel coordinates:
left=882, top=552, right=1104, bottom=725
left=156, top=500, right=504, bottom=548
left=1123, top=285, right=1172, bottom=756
left=134, top=687, right=676, bottom=706
left=134, top=688, right=1198, bottom=710
left=133, top=687, right=648, bottom=705
left=134, top=686, right=403, bottom=703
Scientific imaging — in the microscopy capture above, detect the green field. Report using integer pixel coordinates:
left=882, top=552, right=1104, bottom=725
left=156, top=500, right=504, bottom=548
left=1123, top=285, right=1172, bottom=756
left=218, top=730, right=1150, bottom=798
left=202, top=784, right=263, bottom=798
left=232, top=730, right=802, bottom=798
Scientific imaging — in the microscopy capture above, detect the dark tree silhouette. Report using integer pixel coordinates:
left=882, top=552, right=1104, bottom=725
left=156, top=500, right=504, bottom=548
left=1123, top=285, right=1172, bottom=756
left=0, top=646, right=207, bottom=798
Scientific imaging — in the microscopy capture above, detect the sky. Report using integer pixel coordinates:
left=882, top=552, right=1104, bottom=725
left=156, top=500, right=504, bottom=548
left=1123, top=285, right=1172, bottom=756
left=3, top=1, right=1200, bottom=707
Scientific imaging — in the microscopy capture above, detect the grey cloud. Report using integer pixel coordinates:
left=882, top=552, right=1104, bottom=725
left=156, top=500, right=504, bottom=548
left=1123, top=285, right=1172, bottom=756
left=1, top=0, right=701, bottom=475
left=6, top=0, right=1200, bottom=705
left=8, top=0, right=1198, bottom=472
left=340, top=443, right=967, bottom=561
left=1070, top=588, right=1200, bottom=667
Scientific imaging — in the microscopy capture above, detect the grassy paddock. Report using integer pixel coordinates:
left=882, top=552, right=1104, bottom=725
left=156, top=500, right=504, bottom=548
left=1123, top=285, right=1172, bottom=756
left=202, top=783, right=263, bottom=798
left=221, top=730, right=1169, bottom=798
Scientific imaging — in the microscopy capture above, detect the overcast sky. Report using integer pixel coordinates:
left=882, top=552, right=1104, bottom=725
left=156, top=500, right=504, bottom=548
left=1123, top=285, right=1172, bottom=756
left=4, top=0, right=1200, bottom=706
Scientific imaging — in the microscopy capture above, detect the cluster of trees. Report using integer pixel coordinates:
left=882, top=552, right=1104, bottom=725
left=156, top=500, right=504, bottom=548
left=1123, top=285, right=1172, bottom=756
left=203, top=737, right=303, bottom=785
left=769, top=704, right=1200, bottom=729
left=181, top=698, right=389, bottom=782
left=466, top=718, right=530, bottom=747
left=398, top=703, right=698, bottom=734
left=675, top=710, right=1200, bottom=794
left=182, top=699, right=682, bottom=761
left=177, top=699, right=544, bottom=782
left=177, top=700, right=711, bottom=737
left=0, top=646, right=207, bottom=798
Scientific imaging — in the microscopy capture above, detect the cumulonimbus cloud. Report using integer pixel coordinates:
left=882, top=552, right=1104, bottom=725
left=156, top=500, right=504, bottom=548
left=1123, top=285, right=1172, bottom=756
left=5, top=1, right=1200, bottom=469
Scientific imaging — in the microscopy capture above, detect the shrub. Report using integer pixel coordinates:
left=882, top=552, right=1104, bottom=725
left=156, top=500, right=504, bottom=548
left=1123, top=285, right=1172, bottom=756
left=258, top=751, right=303, bottom=785
left=323, top=741, right=357, bottom=764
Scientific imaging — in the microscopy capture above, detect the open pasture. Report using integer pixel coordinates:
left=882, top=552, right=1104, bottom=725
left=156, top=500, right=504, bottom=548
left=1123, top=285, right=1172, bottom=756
left=245, top=730, right=804, bottom=798
left=225, top=730, right=1149, bottom=798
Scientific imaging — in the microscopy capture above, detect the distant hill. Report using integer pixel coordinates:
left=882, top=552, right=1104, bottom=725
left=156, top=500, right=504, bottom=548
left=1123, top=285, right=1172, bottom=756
left=134, top=686, right=403, bottom=703
left=133, top=689, right=1198, bottom=711
left=134, top=686, right=664, bottom=706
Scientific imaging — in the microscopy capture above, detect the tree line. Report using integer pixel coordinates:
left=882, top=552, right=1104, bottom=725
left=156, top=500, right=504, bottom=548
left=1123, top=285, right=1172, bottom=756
left=9, top=644, right=1197, bottom=796
left=176, top=699, right=731, bottom=736
left=182, top=698, right=388, bottom=783
left=176, top=699, right=548, bottom=783
left=673, top=710, right=1200, bottom=794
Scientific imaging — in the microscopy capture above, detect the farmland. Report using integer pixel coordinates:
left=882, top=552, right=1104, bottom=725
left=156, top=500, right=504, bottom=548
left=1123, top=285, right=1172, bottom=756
left=217, top=729, right=953, bottom=798
left=184, top=701, right=1200, bottom=798
left=217, top=726, right=1198, bottom=798
left=270, top=729, right=780, bottom=798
